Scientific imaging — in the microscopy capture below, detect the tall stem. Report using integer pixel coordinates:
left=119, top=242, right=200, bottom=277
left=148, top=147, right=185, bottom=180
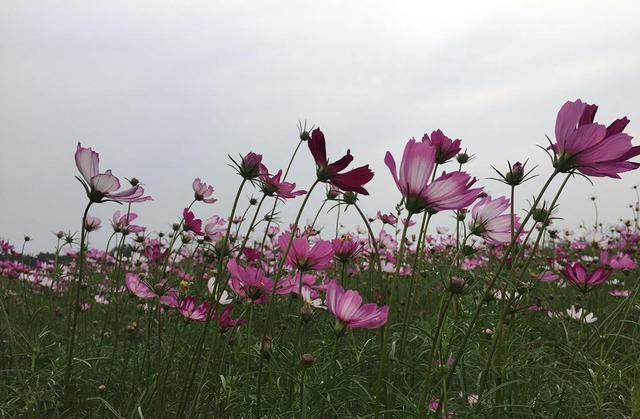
left=63, top=201, right=92, bottom=405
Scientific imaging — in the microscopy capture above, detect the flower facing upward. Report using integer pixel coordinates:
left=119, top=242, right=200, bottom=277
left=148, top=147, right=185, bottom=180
left=325, top=280, right=388, bottom=333
left=468, top=196, right=519, bottom=244
left=258, top=165, right=306, bottom=199
left=308, top=128, right=374, bottom=194
left=278, top=233, right=334, bottom=272
left=562, top=262, right=611, bottom=292
left=75, top=143, right=152, bottom=203
left=192, top=178, right=217, bottom=204
left=423, top=129, right=462, bottom=164
left=385, top=137, right=482, bottom=214
left=551, top=99, right=639, bottom=178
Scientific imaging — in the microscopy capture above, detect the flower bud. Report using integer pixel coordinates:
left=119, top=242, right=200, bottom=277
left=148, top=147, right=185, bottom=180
left=56, top=231, right=65, bottom=239
left=301, top=353, right=315, bottom=367
left=129, top=177, right=140, bottom=186
left=448, top=276, right=466, bottom=294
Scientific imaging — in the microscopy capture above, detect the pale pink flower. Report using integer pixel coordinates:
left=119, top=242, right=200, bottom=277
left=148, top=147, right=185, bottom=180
left=192, top=178, right=217, bottom=204
left=75, top=143, right=151, bottom=203
left=469, top=196, right=519, bottom=244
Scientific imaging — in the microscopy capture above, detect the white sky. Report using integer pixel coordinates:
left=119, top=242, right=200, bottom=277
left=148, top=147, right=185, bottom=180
left=1, top=1, right=639, bottom=251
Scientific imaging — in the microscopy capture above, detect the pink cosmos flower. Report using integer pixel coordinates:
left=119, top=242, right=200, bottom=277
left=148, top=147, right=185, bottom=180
left=609, top=288, right=631, bottom=298
left=385, top=138, right=482, bottom=214
left=125, top=272, right=156, bottom=299
left=258, top=165, right=306, bottom=199
left=0, top=240, right=14, bottom=254
left=377, top=211, right=398, bottom=226
left=75, top=143, right=152, bottom=203
left=232, top=152, right=263, bottom=180
left=204, top=215, right=226, bottom=241
left=214, top=305, right=247, bottom=331
left=84, top=215, right=102, bottom=232
left=423, top=129, right=462, bottom=164
left=278, top=233, right=334, bottom=272
left=183, top=209, right=203, bottom=236
left=227, top=259, right=273, bottom=304
left=536, top=270, right=559, bottom=282
left=111, top=210, right=144, bottom=234
left=276, top=273, right=319, bottom=297
left=308, top=128, right=374, bottom=195
left=562, top=262, right=611, bottom=292
left=331, top=236, right=362, bottom=264
left=601, top=251, right=637, bottom=270
left=325, top=280, right=388, bottom=331
left=552, top=99, right=639, bottom=178
left=192, top=178, right=217, bottom=204
left=469, top=196, right=519, bottom=244
left=177, top=296, right=209, bottom=321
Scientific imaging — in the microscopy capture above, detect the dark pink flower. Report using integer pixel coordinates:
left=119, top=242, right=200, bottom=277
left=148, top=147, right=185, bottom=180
left=562, top=262, right=611, bottom=292
left=325, top=280, right=388, bottom=331
left=552, top=99, right=639, bottom=178
left=183, top=208, right=203, bottom=236
left=192, top=178, right=217, bottom=204
left=377, top=211, right=398, bottom=226
left=308, top=128, right=374, bottom=195
left=423, top=129, right=462, bottom=164
left=227, top=259, right=273, bottom=304
left=75, top=143, right=152, bottom=203
left=331, top=236, right=362, bottom=264
left=214, top=305, right=247, bottom=331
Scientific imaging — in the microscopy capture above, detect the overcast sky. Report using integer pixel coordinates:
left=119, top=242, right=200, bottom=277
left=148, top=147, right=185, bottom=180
left=1, top=1, right=639, bottom=252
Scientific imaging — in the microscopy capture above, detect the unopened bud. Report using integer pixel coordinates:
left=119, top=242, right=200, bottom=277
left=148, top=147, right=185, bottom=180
left=302, top=353, right=315, bottom=367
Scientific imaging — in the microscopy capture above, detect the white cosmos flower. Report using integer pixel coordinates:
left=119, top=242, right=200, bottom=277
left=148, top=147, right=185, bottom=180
left=207, top=277, right=233, bottom=305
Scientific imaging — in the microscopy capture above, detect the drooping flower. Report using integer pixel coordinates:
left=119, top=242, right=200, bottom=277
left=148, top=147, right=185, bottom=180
left=385, top=138, right=482, bottom=214
left=308, top=128, right=374, bottom=195
left=192, top=178, right=217, bottom=204
left=562, top=262, right=611, bottom=292
left=258, top=165, right=306, bottom=199
left=177, top=296, right=209, bottom=321
left=468, top=196, right=519, bottom=244
left=325, top=280, right=388, bottom=332
left=183, top=208, right=203, bottom=236
left=423, top=129, right=462, bottom=164
left=227, top=259, right=273, bottom=304
left=551, top=99, right=639, bottom=178
left=75, top=143, right=152, bottom=203
left=278, top=233, right=334, bottom=272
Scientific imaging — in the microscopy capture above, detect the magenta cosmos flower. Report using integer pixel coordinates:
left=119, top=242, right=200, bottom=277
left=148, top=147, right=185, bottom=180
left=385, top=138, right=482, bottom=214
left=562, top=262, right=611, bottom=292
left=468, top=196, right=519, bottom=244
left=423, top=129, right=462, bottom=164
left=325, top=280, right=388, bottom=332
left=278, top=233, right=334, bottom=272
left=227, top=259, right=273, bottom=304
left=192, top=178, right=217, bottom=204
left=331, top=236, right=362, bottom=264
left=183, top=208, right=204, bottom=236
left=258, top=165, right=306, bottom=199
left=308, top=128, right=374, bottom=195
left=551, top=99, right=639, bottom=178
left=75, top=143, right=152, bottom=203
